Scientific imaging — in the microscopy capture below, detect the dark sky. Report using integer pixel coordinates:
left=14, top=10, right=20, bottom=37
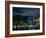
left=13, top=7, right=40, bottom=16
left=13, top=7, right=40, bottom=23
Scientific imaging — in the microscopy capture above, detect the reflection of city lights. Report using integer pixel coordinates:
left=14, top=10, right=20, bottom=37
left=13, top=15, right=40, bottom=30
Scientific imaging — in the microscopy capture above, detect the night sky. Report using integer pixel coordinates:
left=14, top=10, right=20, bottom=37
left=13, top=7, right=40, bottom=16
left=13, top=7, right=40, bottom=23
